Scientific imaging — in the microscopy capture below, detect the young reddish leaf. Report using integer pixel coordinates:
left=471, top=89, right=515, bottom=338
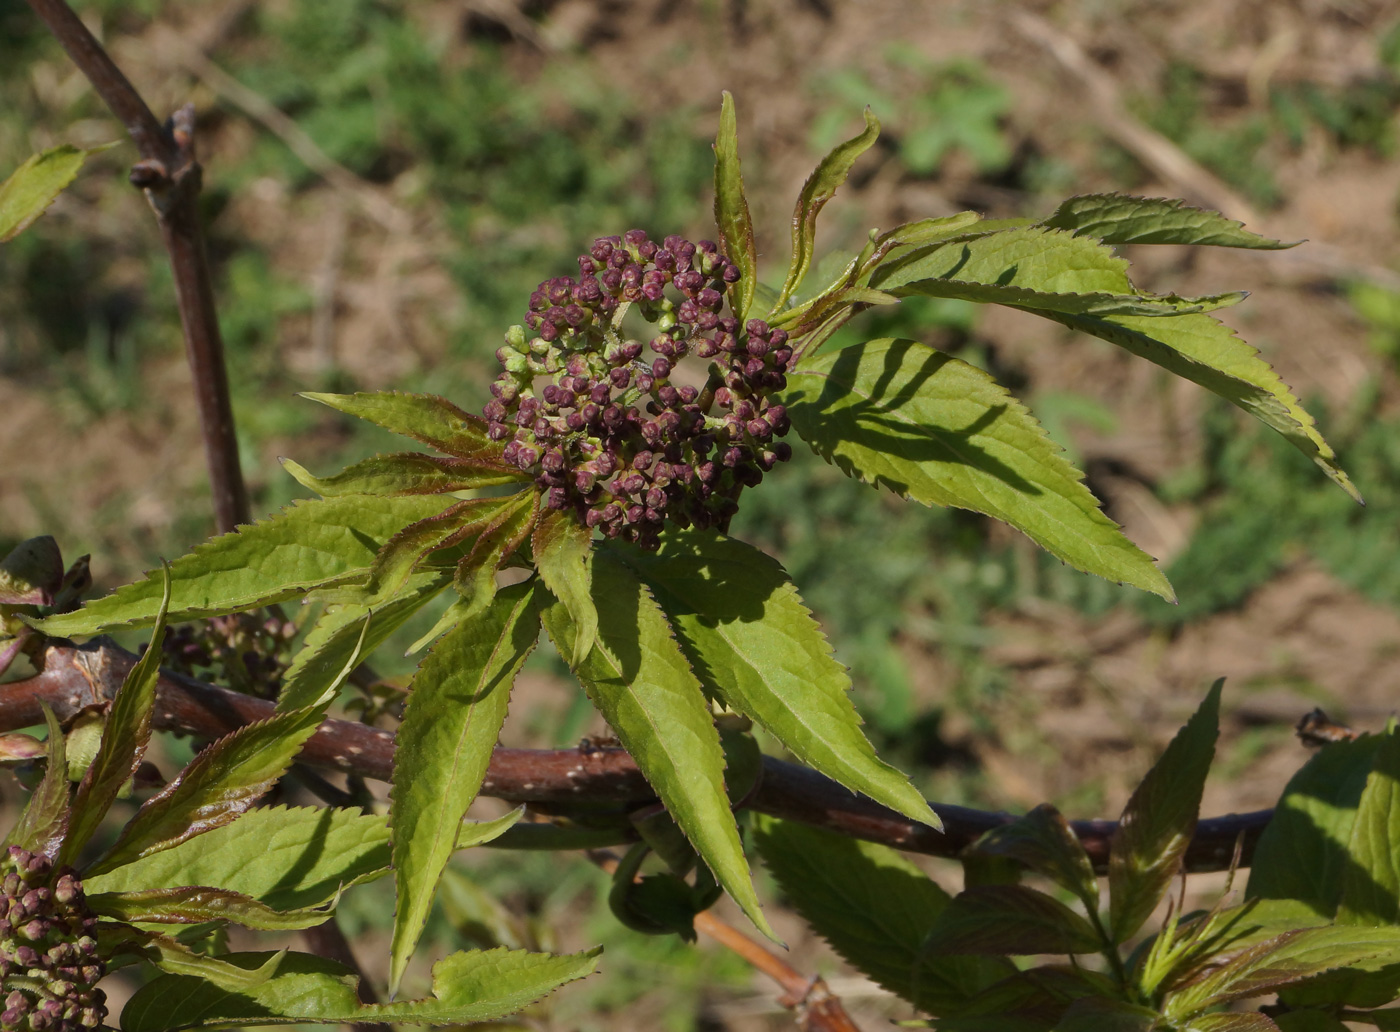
left=59, top=565, right=172, bottom=867
left=1164, top=926, right=1400, bottom=1018
left=713, top=91, right=758, bottom=321
left=89, top=617, right=368, bottom=876
left=532, top=509, right=597, bottom=667
left=1337, top=728, right=1400, bottom=927
left=609, top=532, right=939, bottom=829
left=300, top=390, right=501, bottom=461
left=36, top=495, right=453, bottom=637
left=84, top=805, right=390, bottom=911
left=329, top=496, right=511, bottom=606
left=5, top=704, right=70, bottom=858
left=453, top=490, right=539, bottom=613
left=0, top=144, right=113, bottom=242
left=277, top=571, right=449, bottom=712
left=86, top=886, right=331, bottom=930
left=281, top=452, right=525, bottom=497
left=388, top=581, right=538, bottom=996
left=752, top=816, right=1013, bottom=1013
left=539, top=552, right=774, bottom=941
left=922, top=884, right=1104, bottom=956
left=1040, top=194, right=1297, bottom=249
left=776, top=107, right=880, bottom=311
left=1108, top=680, right=1221, bottom=943
left=1247, top=733, right=1384, bottom=911
left=121, top=946, right=602, bottom=1030
left=972, top=804, right=1099, bottom=912
left=783, top=338, right=1173, bottom=600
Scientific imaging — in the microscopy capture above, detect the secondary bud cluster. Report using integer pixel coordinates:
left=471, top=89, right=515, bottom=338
left=485, top=230, right=793, bottom=548
left=162, top=614, right=298, bottom=698
left=1, top=847, right=105, bottom=1032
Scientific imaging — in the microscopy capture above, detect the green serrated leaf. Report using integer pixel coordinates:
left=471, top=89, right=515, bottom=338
left=944, top=967, right=1118, bottom=1030
left=1165, top=926, right=1400, bottom=1019
left=752, top=815, right=1012, bottom=1013
left=0, top=144, right=113, bottom=243
left=1041, top=309, right=1359, bottom=502
left=784, top=337, right=1173, bottom=600
left=923, top=884, right=1104, bottom=956
left=84, top=805, right=391, bottom=909
left=388, top=581, right=538, bottom=996
left=1039, top=194, right=1297, bottom=249
left=60, top=566, right=171, bottom=867
left=713, top=91, right=758, bottom=321
left=5, top=704, right=70, bottom=858
left=121, top=946, right=601, bottom=1030
left=281, top=452, right=525, bottom=497
left=539, top=552, right=773, bottom=941
left=867, top=225, right=1354, bottom=500
left=1338, top=728, right=1400, bottom=927
left=1247, top=733, right=1384, bottom=911
left=455, top=807, right=526, bottom=850
left=87, top=886, right=331, bottom=930
left=972, top=804, right=1098, bottom=913
left=1108, top=680, right=1221, bottom=943
left=895, top=278, right=1245, bottom=318
left=277, top=571, right=449, bottom=711
left=606, top=531, right=939, bottom=827
left=301, top=391, right=501, bottom=461
left=532, top=509, right=597, bottom=668
left=36, top=495, right=451, bottom=637
left=777, top=107, right=880, bottom=311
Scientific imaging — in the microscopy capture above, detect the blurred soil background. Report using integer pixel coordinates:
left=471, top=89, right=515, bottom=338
left=5, top=0, right=1400, bottom=1027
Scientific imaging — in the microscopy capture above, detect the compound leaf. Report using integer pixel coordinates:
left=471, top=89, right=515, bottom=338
left=540, top=552, right=773, bottom=940
left=784, top=337, right=1172, bottom=600
left=121, top=946, right=601, bottom=1030
left=1108, top=680, right=1221, bottom=943
left=608, top=531, right=939, bottom=828
left=713, top=91, right=757, bottom=320
left=753, top=816, right=1012, bottom=1012
left=37, top=495, right=451, bottom=637
left=83, top=805, right=390, bottom=910
left=1039, top=194, right=1297, bottom=249
left=388, top=581, right=538, bottom=995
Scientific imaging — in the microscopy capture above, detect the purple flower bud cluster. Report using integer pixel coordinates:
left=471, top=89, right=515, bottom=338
left=485, top=231, right=794, bottom=548
left=161, top=614, right=297, bottom=699
left=1, top=847, right=105, bottom=1032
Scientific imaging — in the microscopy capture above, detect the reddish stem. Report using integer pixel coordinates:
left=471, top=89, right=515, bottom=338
left=0, top=640, right=1273, bottom=873
left=23, top=0, right=250, bottom=533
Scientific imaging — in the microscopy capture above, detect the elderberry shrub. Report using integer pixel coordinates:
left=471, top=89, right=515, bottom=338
left=484, top=230, right=793, bottom=550
left=0, top=847, right=105, bottom=1032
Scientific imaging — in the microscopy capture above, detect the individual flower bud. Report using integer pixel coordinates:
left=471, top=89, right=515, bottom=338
left=747, top=418, right=772, bottom=438
left=645, top=487, right=667, bottom=509
left=652, top=357, right=671, bottom=379
left=541, top=449, right=566, bottom=473
left=634, top=371, right=654, bottom=393
left=625, top=504, right=646, bottom=524
left=676, top=299, right=699, bottom=324
left=547, top=487, right=569, bottom=510
left=722, top=262, right=741, bottom=284
left=736, top=463, right=764, bottom=487
left=580, top=402, right=601, bottom=425
left=675, top=270, right=704, bottom=293
left=773, top=346, right=793, bottom=368
left=655, top=249, right=676, bottom=272
left=693, top=337, right=719, bottom=358
left=565, top=412, right=586, bottom=432
left=733, top=399, right=756, bottom=421
left=696, top=287, right=722, bottom=310
left=657, top=385, right=679, bottom=408
left=744, top=357, right=767, bottom=379
left=722, top=446, right=744, bottom=468
left=772, top=442, right=793, bottom=462
left=601, top=268, right=622, bottom=293
left=746, top=334, right=769, bottom=357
